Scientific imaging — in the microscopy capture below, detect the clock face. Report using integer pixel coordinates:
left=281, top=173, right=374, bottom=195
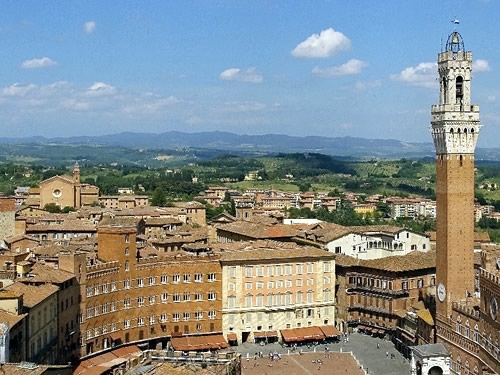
left=437, top=283, right=446, bottom=302
left=490, top=297, right=498, bottom=321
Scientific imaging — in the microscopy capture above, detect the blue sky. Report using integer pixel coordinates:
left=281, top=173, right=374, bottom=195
left=0, top=1, right=499, bottom=147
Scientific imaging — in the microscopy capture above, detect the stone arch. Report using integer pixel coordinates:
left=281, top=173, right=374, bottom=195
left=428, top=366, right=444, bottom=375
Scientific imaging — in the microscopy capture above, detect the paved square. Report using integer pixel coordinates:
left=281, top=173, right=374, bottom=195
left=242, top=352, right=364, bottom=375
left=236, top=332, right=411, bottom=375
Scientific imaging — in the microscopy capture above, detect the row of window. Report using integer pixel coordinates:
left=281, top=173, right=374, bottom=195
left=227, top=290, right=332, bottom=308
left=241, top=277, right=329, bottom=290
left=232, top=262, right=331, bottom=279
left=86, top=292, right=218, bottom=318
left=86, top=273, right=218, bottom=296
left=456, top=318, right=500, bottom=359
left=347, top=276, right=434, bottom=290
left=85, top=311, right=217, bottom=340
left=227, top=307, right=326, bottom=326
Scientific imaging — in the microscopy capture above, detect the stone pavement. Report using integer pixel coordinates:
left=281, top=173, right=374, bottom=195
left=235, top=333, right=410, bottom=375
left=242, top=351, right=364, bottom=375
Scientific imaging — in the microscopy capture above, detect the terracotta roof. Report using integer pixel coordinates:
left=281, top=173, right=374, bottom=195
left=20, top=263, right=74, bottom=284
left=299, top=223, right=426, bottom=244
left=0, top=308, right=27, bottom=327
left=171, top=334, right=228, bottom=351
left=98, top=217, right=139, bottom=227
left=417, top=309, right=434, bottom=325
left=4, top=282, right=58, bottom=308
left=336, top=251, right=436, bottom=272
left=26, top=219, right=96, bottom=232
left=4, top=234, right=39, bottom=244
left=215, top=240, right=334, bottom=263
left=144, top=217, right=183, bottom=226
left=173, top=201, right=205, bottom=209
left=217, top=222, right=299, bottom=239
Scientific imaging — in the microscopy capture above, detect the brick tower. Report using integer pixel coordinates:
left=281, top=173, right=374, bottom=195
left=431, top=31, right=480, bottom=319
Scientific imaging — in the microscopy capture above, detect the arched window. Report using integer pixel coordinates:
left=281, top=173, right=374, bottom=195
left=465, top=360, right=470, bottom=375
left=473, top=366, right=479, bottom=375
left=474, top=324, right=479, bottom=342
left=465, top=320, right=470, bottom=338
left=456, top=76, right=464, bottom=103
left=456, top=356, right=462, bottom=373
left=456, top=316, right=462, bottom=334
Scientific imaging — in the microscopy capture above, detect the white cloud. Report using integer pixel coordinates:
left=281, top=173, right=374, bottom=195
left=216, top=101, right=266, bottom=113
left=354, top=80, right=382, bottom=92
left=390, top=62, right=437, bottom=88
left=86, top=82, right=117, bottom=96
left=219, top=67, right=263, bottom=83
left=312, top=59, right=368, bottom=77
left=473, top=59, right=490, bottom=72
left=0, top=80, right=180, bottom=115
left=292, top=28, right=351, bottom=58
left=84, top=21, right=96, bottom=34
left=21, top=57, right=57, bottom=69
left=487, top=95, right=496, bottom=103
left=2, top=83, right=38, bottom=97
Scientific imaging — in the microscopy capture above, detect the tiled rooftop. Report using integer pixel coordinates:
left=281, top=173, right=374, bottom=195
left=215, top=240, right=334, bottom=263
left=4, top=282, right=59, bottom=308
left=336, top=250, right=436, bottom=272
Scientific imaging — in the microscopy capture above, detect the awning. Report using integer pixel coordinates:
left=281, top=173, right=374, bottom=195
left=110, top=332, right=121, bottom=341
left=254, top=330, right=278, bottom=338
left=281, top=326, right=326, bottom=343
left=171, top=335, right=229, bottom=351
left=111, top=345, right=142, bottom=358
left=319, top=325, right=341, bottom=337
left=281, top=329, right=302, bottom=343
left=364, top=326, right=373, bottom=332
left=227, top=333, right=238, bottom=342
left=357, top=325, right=366, bottom=331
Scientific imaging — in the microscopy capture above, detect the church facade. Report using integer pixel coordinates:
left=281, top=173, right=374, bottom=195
left=28, top=163, right=99, bottom=209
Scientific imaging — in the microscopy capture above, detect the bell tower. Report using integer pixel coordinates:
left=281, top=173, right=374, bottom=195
left=431, top=31, right=481, bottom=319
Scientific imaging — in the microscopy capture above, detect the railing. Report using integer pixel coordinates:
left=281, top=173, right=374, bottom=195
left=346, top=284, right=408, bottom=297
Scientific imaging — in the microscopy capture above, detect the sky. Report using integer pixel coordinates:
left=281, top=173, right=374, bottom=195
left=0, top=1, right=499, bottom=147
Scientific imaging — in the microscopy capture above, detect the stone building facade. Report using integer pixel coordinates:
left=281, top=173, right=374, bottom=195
left=74, top=223, right=222, bottom=358
left=28, top=163, right=99, bottom=209
left=218, top=240, right=336, bottom=344
left=336, top=251, right=436, bottom=338
left=0, top=197, right=16, bottom=241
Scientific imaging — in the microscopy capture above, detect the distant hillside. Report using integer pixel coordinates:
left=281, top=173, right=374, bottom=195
left=0, top=131, right=499, bottom=159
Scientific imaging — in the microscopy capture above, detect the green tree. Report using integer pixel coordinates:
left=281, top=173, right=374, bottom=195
left=44, top=203, right=62, bottom=213
left=151, top=187, right=166, bottom=206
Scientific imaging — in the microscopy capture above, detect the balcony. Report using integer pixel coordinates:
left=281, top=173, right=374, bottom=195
left=348, top=303, right=392, bottom=315
left=346, top=284, right=408, bottom=297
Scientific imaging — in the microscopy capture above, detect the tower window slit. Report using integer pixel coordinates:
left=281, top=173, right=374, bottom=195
left=456, top=76, right=464, bottom=104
